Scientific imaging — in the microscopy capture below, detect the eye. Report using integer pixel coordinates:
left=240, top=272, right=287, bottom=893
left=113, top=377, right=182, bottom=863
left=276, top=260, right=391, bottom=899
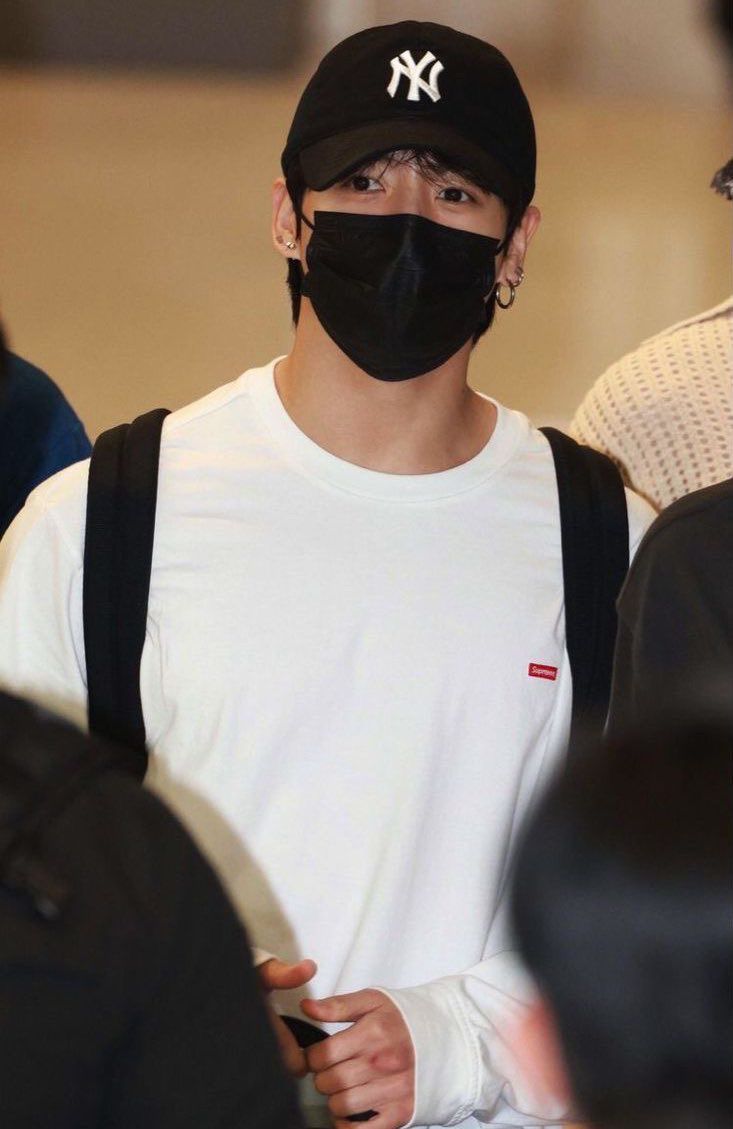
left=342, top=174, right=382, bottom=192
left=438, top=186, right=474, bottom=204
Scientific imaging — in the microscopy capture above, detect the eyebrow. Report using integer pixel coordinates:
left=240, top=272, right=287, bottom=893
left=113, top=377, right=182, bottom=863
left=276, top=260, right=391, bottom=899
left=343, top=157, right=489, bottom=192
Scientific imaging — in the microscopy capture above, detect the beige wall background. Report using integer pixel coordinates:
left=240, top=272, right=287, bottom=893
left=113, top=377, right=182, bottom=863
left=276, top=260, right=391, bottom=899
left=1, top=0, right=730, bottom=437
left=312, top=0, right=730, bottom=100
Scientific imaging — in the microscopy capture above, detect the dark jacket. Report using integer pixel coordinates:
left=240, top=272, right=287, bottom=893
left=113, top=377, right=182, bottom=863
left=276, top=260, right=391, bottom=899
left=0, top=691, right=303, bottom=1129
left=608, top=477, right=733, bottom=731
left=0, top=352, right=91, bottom=538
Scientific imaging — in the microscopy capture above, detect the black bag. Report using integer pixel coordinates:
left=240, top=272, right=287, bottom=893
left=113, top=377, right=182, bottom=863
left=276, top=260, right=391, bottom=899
left=83, top=412, right=628, bottom=767
left=0, top=692, right=142, bottom=920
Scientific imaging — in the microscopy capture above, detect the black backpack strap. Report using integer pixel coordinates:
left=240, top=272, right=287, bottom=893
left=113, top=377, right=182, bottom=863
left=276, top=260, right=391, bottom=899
left=540, top=427, right=629, bottom=745
left=83, top=408, right=169, bottom=773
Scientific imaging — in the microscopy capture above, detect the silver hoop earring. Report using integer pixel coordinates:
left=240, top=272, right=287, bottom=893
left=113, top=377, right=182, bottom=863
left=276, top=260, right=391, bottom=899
left=495, top=281, right=516, bottom=310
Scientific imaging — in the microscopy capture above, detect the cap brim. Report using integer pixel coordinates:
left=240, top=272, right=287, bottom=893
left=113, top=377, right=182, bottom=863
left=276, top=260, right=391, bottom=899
left=298, top=119, right=517, bottom=203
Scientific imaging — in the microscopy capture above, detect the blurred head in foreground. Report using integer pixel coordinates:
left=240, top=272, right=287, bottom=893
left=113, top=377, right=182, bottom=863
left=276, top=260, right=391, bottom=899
left=510, top=720, right=733, bottom=1129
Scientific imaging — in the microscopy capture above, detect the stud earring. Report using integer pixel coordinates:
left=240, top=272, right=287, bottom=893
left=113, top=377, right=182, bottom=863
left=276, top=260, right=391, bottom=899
left=284, top=238, right=297, bottom=251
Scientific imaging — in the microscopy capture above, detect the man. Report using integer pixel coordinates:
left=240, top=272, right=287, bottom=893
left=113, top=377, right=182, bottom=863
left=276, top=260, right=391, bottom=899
left=0, top=691, right=303, bottom=1129
left=0, top=22, right=653, bottom=1129
left=600, top=0, right=733, bottom=734
left=570, top=1, right=733, bottom=512
left=509, top=719, right=732, bottom=1129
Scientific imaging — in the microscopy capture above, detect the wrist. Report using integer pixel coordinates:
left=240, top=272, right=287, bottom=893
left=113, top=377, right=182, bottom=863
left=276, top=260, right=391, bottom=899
left=377, top=981, right=477, bottom=1127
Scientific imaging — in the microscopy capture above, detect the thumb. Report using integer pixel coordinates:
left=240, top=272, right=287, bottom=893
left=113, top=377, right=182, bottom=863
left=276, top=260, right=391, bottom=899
left=301, top=989, right=381, bottom=1024
left=260, top=957, right=318, bottom=992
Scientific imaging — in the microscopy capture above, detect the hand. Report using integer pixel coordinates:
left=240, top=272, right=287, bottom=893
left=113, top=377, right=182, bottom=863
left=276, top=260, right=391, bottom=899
left=302, top=989, right=415, bottom=1129
left=259, top=957, right=318, bottom=1078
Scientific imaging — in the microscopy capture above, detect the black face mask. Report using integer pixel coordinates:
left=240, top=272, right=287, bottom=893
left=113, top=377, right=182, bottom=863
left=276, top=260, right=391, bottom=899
left=301, top=211, right=501, bottom=382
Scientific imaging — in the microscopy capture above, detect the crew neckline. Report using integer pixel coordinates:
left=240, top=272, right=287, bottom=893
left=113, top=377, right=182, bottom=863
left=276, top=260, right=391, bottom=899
left=245, top=357, right=527, bottom=502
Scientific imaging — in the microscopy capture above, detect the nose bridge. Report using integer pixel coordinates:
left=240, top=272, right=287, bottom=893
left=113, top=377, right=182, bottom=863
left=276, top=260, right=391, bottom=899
left=388, top=167, right=432, bottom=217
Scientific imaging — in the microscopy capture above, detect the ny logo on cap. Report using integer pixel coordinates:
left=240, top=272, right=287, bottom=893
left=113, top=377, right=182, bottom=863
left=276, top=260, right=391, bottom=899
left=387, top=50, right=444, bottom=103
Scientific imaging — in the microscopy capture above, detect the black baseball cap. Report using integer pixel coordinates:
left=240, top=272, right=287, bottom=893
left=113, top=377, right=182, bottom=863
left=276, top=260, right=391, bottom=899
left=281, top=21, right=536, bottom=210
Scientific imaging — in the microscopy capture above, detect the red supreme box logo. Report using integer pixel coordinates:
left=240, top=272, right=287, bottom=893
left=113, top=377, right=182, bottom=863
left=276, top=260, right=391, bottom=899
left=528, top=662, right=558, bottom=681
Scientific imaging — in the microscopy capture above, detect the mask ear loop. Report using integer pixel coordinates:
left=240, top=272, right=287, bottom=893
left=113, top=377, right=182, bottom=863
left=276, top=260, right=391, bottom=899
left=296, top=210, right=316, bottom=296
left=478, top=230, right=506, bottom=325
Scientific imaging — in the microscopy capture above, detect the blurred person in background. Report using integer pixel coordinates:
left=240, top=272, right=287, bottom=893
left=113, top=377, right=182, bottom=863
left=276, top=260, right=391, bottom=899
left=602, top=0, right=733, bottom=731
left=0, top=322, right=91, bottom=538
left=607, top=472, right=733, bottom=731
left=569, top=269, right=732, bottom=513
left=510, top=719, right=733, bottom=1129
left=0, top=21, right=654, bottom=1129
left=0, top=690, right=303, bottom=1129
left=570, top=0, right=733, bottom=512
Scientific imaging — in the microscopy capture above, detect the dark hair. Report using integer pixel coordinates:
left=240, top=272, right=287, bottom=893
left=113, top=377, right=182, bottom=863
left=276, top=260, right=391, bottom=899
left=510, top=720, right=733, bottom=1129
left=283, top=148, right=524, bottom=342
left=711, top=0, right=733, bottom=62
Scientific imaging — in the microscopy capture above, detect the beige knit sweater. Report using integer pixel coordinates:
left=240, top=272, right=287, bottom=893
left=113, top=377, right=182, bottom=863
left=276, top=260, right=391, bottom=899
left=571, top=297, right=733, bottom=511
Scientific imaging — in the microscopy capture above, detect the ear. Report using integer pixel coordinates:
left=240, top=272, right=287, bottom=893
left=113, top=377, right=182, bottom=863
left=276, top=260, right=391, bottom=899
left=508, top=995, right=573, bottom=1111
left=271, top=177, right=301, bottom=261
left=497, top=204, right=541, bottom=287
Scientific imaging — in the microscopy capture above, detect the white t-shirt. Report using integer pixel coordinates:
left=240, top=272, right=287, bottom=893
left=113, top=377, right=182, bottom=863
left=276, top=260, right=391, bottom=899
left=0, top=359, right=654, bottom=1129
left=571, top=297, right=733, bottom=511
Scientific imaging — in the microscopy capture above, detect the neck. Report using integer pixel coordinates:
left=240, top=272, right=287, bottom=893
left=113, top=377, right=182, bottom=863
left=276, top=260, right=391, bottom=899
left=274, top=304, right=497, bottom=474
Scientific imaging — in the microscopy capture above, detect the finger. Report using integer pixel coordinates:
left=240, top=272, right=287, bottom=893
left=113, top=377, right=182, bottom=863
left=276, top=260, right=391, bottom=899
left=306, top=1024, right=363, bottom=1074
left=328, top=1074, right=410, bottom=1120
left=302, top=988, right=381, bottom=1024
left=332, top=1104, right=411, bottom=1129
left=313, top=1055, right=374, bottom=1096
left=260, top=957, right=318, bottom=991
left=315, top=1042, right=408, bottom=1096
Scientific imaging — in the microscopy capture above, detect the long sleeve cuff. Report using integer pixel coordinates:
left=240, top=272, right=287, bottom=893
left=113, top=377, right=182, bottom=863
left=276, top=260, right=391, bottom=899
left=380, top=978, right=480, bottom=1127
left=252, top=946, right=278, bottom=967
left=380, top=958, right=568, bottom=1127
